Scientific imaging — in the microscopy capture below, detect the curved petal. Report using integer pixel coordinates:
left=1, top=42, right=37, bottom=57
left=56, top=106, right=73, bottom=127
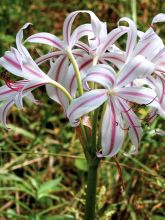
left=25, top=92, right=39, bottom=105
left=0, top=85, right=18, bottom=101
left=151, top=76, right=165, bottom=110
left=13, top=48, right=52, bottom=82
left=25, top=32, right=64, bottom=50
left=35, top=51, right=66, bottom=65
left=0, top=49, right=22, bottom=77
left=16, top=23, right=32, bottom=58
left=153, top=48, right=165, bottom=73
left=102, top=51, right=126, bottom=69
left=70, top=24, right=93, bottom=48
left=96, top=26, right=128, bottom=56
left=75, top=41, right=91, bottom=53
left=117, top=86, right=165, bottom=116
left=97, top=100, right=124, bottom=157
left=132, top=28, right=164, bottom=60
left=116, top=55, right=154, bottom=88
left=84, top=64, right=116, bottom=89
left=0, top=99, right=14, bottom=128
left=63, top=10, right=104, bottom=48
left=117, top=98, right=142, bottom=151
left=152, top=13, right=165, bottom=23
left=118, top=17, right=137, bottom=59
left=0, top=48, right=52, bottom=82
left=67, top=89, right=108, bottom=127
left=46, top=56, right=70, bottom=110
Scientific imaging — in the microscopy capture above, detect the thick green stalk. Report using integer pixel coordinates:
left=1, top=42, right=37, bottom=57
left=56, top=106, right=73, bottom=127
left=85, top=160, right=99, bottom=220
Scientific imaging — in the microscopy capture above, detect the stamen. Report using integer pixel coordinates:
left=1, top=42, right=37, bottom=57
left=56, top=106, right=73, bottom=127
left=0, top=71, right=19, bottom=91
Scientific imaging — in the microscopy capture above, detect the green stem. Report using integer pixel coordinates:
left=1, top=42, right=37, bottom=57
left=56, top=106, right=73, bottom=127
left=131, top=0, right=137, bottom=24
left=49, top=80, right=72, bottom=102
left=67, top=50, right=84, bottom=96
left=91, top=108, right=99, bottom=154
left=85, top=160, right=99, bottom=220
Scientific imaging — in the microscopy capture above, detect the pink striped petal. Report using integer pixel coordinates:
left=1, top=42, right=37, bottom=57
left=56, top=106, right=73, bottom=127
left=0, top=49, right=22, bottom=77
left=67, top=89, right=108, bottom=127
left=13, top=49, right=52, bottom=82
left=132, top=28, right=164, bottom=60
left=102, top=51, right=126, bottom=69
left=0, top=85, right=18, bottom=101
left=116, top=55, right=154, bottom=88
left=118, top=17, right=137, bottom=59
left=35, top=51, right=66, bottom=65
left=117, top=87, right=165, bottom=116
left=151, top=76, right=165, bottom=110
left=46, top=56, right=69, bottom=110
left=152, top=13, right=165, bottom=23
left=25, top=32, right=64, bottom=50
left=117, top=98, right=142, bottom=151
left=70, top=24, right=93, bottom=48
left=153, top=48, right=165, bottom=73
left=97, top=100, right=124, bottom=157
left=96, top=26, right=128, bottom=56
left=75, top=41, right=91, bottom=53
left=84, top=64, right=116, bottom=89
left=63, top=10, right=103, bottom=48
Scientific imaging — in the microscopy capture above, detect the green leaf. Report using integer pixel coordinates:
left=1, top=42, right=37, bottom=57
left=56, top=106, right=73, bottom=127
left=37, top=177, right=62, bottom=199
left=152, top=215, right=165, bottom=220
left=74, top=158, right=87, bottom=171
left=43, top=215, right=74, bottom=220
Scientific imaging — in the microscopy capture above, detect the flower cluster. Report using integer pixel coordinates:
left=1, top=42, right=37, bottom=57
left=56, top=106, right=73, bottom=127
left=0, top=11, right=165, bottom=157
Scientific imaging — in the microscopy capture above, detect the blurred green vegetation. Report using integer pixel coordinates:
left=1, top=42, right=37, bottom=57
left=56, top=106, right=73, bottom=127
left=0, top=0, right=165, bottom=219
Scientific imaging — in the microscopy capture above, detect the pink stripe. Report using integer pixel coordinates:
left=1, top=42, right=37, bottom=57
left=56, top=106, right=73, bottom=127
left=29, top=36, right=63, bottom=49
left=155, top=68, right=165, bottom=72
left=143, top=32, right=155, bottom=41
left=76, top=43, right=89, bottom=52
left=135, top=42, right=150, bottom=56
left=36, top=52, right=65, bottom=65
left=77, top=29, right=93, bottom=38
left=101, top=28, right=127, bottom=53
left=66, top=13, right=76, bottom=46
left=0, top=89, right=14, bottom=96
left=72, top=52, right=83, bottom=58
left=104, top=56, right=124, bottom=63
left=159, top=61, right=165, bottom=65
left=4, top=56, right=21, bottom=69
left=68, top=92, right=105, bottom=118
left=127, top=31, right=133, bottom=56
left=118, top=99, right=140, bottom=144
left=69, top=58, right=93, bottom=94
left=117, top=61, right=141, bottom=86
left=108, top=102, right=116, bottom=154
left=54, top=57, right=66, bottom=106
left=24, top=66, right=43, bottom=78
left=120, top=91, right=159, bottom=103
left=2, top=100, right=13, bottom=125
left=24, top=82, right=44, bottom=91
left=88, top=71, right=115, bottom=84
